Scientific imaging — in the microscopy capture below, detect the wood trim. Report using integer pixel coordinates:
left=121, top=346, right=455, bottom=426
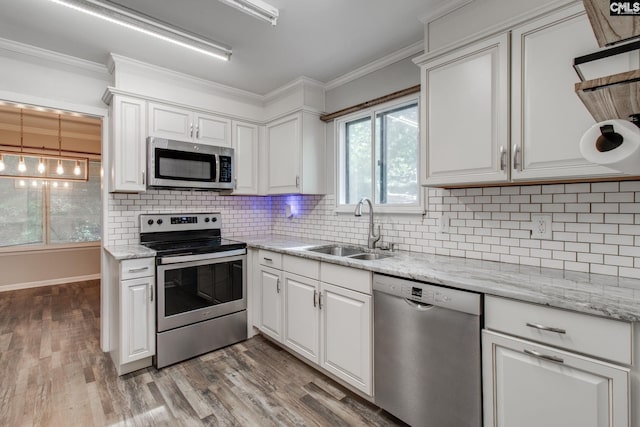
left=319, top=85, right=421, bottom=122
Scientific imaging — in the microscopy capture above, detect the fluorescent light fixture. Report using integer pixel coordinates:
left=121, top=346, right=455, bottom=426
left=219, top=0, right=279, bottom=26
left=48, top=0, right=232, bottom=61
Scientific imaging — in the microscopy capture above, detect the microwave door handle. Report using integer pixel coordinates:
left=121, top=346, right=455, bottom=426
left=215, top=155, right=220, bottom=183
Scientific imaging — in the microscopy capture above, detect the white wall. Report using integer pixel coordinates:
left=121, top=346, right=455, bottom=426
left=0, top=247, right=100, bottom=290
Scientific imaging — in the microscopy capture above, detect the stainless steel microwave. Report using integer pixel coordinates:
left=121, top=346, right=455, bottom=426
left=147, top=137, right=234, bottom=191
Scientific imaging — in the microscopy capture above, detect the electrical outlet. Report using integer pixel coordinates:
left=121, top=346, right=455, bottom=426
left=531, top=214, right=552, bottom=239
left=438, top=213, right=451, bottom=234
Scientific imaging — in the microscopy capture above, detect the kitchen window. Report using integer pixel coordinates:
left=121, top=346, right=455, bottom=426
left=0, top=160, right=101, bottom=249
left=337, top=97, right=421, bottom=212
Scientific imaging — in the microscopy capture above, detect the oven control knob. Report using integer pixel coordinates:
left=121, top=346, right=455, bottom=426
left=147, top=219, right=154, bottom=226
left=204, top=217, right=210, bottom=223
left=211, top=217, right=217, bottom=222
left=157, top=219, right=163, bottom=225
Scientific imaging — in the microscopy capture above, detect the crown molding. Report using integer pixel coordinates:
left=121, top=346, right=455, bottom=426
left=109, top=53, right=264, bottom=104
left=419, top=0, right=475, bottom=24
left=0, top=37, right=108, bottom=75
left=324, top=40, right=424, bottom=91
left=263, top=76, right=326, bottom=103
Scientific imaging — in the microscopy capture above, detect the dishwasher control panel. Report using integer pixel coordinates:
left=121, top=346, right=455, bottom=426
left=373, top=274, right=482, bottom=315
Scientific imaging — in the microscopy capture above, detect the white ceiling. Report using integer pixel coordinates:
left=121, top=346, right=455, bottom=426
left=0, top=0, right=435, bottom=95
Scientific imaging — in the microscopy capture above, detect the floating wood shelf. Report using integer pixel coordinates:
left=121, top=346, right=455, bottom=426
left=575, top=69, right=640, bottom=121
left=583, top=0, right=640, bottom=47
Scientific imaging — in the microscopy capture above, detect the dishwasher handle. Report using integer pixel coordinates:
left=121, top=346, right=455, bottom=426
left=404, top=298, right=434, bottom=311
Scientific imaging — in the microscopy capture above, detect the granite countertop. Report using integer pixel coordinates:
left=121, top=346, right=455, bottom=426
left=240, top=235, right=640, bottom=322
left=104, top=244, right=156, bottom=260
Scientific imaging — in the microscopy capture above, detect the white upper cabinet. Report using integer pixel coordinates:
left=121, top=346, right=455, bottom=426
left=418, top=4, right=627, bottom=187
left=265, top=111, right=325, bottom=195
left=232, top=120, right=260, bottom=195
left=511, top=5, right=624, bottom=181
left=421, top=33, right=509, bottom=186
left=148, top=102, right=231, bottom=147
left=110, top=94, right=147, bottom=192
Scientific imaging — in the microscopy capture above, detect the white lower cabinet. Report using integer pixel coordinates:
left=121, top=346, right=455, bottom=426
left=483, top=331, right=629, bottom=427
left=258, top=265, right=283, bottom=342
left=483, top=296, right=631, bottom=427
left=107, top=256, right=156, bottom=375
left=320, top=282, right=372, bottom=395
left=254, top=252, right=373, bottom=396
left=283, top=272, right=320, bottom=363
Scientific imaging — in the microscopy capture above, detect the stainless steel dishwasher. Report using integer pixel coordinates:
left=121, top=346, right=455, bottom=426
left=373, top=274, right=482, bottom=427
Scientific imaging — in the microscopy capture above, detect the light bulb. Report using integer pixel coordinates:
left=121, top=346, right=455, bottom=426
left=18, top=180, right=25, bottom=187
left=18, top=156, right=26, bottom=173
left=56, top=160, right=64, bottom=175
left=0, top=154, right=5, bottom=172
left=37, top=158, right=46, bottom=174
left=73, top=161, right=81, bottom=176
left=63, top=182, right=69, bottom=188
left=31, top=181, right=37, bottom=188
left=53, top=181, right=58, bottom=188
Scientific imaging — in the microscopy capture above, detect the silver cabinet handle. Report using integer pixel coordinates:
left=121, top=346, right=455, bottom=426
left=128, top=266, right=149, bottom=273
left=234, top=178, right=238, bottom=190
left=190, top=123, right=193, bottom=138
left=513, top=144, right=521, bottom=171
left=526, top=322, right=566, bottom=334
left=318, top=292, right=323, bottom=309
left=313, top=290, right=317, bottom=307
left=263, top=257, right=273, bottom=262
left=524, top=349, right=564, bottom=364
left=499, top=146, right=506, bottom=171
left=142, top=171, right=145, bottom=185
left=276, top=277, right=280, bottom=294
left=150, top=283, right=154, bottom=302
left=196, top=126, right=200, bottom=139
left=295, top=175, right=300, bottom=188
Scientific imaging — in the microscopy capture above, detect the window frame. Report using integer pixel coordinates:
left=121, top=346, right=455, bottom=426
left=0, top=159, right=102, bottom=253
left=335, top=95, right=424, bottom=215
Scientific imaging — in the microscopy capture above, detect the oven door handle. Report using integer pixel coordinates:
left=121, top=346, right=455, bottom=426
left=158, top=249, right=247, bottom=264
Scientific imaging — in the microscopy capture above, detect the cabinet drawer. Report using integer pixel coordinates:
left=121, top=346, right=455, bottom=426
left=320, top=263, right=371, bottom=295
left=283, top=255, right=320, bottom=280
left=485, top=296, right=632, bottom=365
left=258, top=250, right=282, bottom=269
left=120, top=258, right=155, bottom=280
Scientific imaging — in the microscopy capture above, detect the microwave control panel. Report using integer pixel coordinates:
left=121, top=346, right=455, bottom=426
left=219, top=156, right=232, bottom=183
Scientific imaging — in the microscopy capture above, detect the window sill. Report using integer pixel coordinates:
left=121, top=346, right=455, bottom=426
left=334, top=205, right=425, bottom=216
left=0, top=242, right=101, bottom=255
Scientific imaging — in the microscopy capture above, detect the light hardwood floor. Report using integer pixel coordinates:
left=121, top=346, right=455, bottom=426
left=0, top=280, right=405, bottom=426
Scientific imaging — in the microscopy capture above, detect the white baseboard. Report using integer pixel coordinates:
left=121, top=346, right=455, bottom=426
left=0, top=273, right=100, bottom=292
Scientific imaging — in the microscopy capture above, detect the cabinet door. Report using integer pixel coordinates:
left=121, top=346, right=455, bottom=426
left=266, top=113, right=300, bottom=194
left=423, top=33, right=509, bottom=186
left=111, top=95, right=146, bottom=192
left=320, top=282, right=372, bottom=395
left=195, top=113, right=231, bottom=147
left=511, top=5, right=624, bottom=181
left=120, top=276, right=155, bottom=364
left=259, top=266, right=283, bottom=342
left=483, top=331, right=629, bottom=427
left=283, top=273, right=320, bottom=363
left=232, top=121, right=259, bottom=194
left=148, top=102, right=193, bottom=140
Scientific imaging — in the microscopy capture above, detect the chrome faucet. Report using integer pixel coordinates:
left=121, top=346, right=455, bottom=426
left=354, top=197, right=381, bottom=249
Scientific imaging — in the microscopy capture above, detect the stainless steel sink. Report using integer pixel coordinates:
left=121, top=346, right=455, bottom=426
left=304, top=245, right=365, bottom=256
left=347, top=253, right=392, bottom=261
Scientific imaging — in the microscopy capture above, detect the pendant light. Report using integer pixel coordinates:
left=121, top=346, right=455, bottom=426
left=56, top=114, right=64, bottom=175
left=37, top=147, right=46, bottom=174
left=73, top=160, right=81, bottom=176
left=17, top=109, right=26, bottom=173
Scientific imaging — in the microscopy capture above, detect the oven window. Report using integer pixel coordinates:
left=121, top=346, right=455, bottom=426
left=163, top=259, right=243, bottom=316
left=156, top=148, right=216, bottom=181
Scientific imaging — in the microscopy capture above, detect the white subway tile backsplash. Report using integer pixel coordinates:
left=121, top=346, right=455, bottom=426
left=106, top=180, right=640, bottom=280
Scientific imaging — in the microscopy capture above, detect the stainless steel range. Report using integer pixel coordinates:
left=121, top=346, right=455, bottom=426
left=139, top=212, right=247, bottom=368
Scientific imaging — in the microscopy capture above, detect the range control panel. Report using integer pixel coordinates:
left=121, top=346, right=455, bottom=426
left=140, top=212, right=221, bottom=233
